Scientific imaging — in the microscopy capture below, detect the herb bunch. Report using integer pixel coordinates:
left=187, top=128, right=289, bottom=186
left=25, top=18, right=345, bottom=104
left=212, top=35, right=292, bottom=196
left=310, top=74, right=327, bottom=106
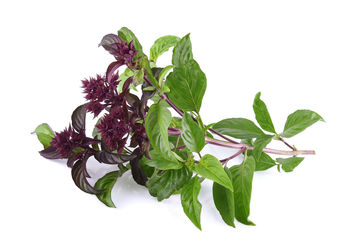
left=34, top=27, right=324, bottom=230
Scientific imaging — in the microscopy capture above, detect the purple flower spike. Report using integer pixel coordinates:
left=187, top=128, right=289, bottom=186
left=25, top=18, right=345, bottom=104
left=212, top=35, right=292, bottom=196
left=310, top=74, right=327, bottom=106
left=96, top=107, right=130, bottom=152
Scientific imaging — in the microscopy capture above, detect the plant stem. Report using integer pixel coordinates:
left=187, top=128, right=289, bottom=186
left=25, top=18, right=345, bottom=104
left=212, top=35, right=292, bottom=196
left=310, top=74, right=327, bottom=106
left=278, top=136, right=295, bottom=150
left=220, top=147, right=245, bottom=164
left=205, top=137, right=315, bottom=156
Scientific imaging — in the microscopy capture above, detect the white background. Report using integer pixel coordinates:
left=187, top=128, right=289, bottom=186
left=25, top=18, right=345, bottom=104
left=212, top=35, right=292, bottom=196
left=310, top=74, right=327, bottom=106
left=1, top=0, right=349, bottom=250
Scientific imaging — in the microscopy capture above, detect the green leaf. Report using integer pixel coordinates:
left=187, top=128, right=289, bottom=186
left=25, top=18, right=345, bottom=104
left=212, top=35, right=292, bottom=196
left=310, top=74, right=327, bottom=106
left=150, top=35, right=180, bottom=62
left=147, top=166, right=192, bottom=201
left=165, top=60, right=206, bottom=112
left=34, top=123, right=54, bottom=149
left=95, top=171, right=120, bottom=208
left=143, top=150, right=183, bottom=170
left=281, top=110, right=324, bottom=138
left=194, top=154, right=233, bottom=191
left=117, top=68, right=134, bottom=94
left=181, top=112, right=205, bottom=153
left=172, top=34, right=193, bottom=68
left=181, top=176, right=202, bottom=230
left=229, top=156, right=255, bottom=225
left=252, top=135, right=274, bottom=160
left=276, top=157, right=304, bottom=172
left=253, top=92, right=276, bottom=133
left=118, top=27, right=143, bottom=51
left=252, top=152, right=276, bottom=171
left=158, top=65, right=174, bottom=87
left=145, top=100, right=172, bottom=155
left=212, top=118, right=265, bottom=139
left=213, top=167, right=235, bottom=227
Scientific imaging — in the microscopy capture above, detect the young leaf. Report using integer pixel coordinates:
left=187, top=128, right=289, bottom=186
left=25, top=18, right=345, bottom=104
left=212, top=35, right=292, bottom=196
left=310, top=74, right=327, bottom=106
left=253, top=92, right=276, bottom=133
left=117, top=68, right=134, bottom=94
left=213, top=167, right=235, bottom=227
left=34, top=123, right=55, bottom=149
left=229, top=156, right=255, bottom=225
left=181, top=112, right=205, bottom=153
left=276, top=157, right=304, bottom=172
left=147, top=166, right=192, bottom=201
left=145, top=100, right=172, bottom=155
left=95, top=171, right=120, bottom=208
left=165, top=60, right=206, bottom=112
left=252, top=135, right=274, bottom=160
left=194, top=154, right=233, bottom=191
left=212, top=118, right=265, bottom=139
left=150, top=35, right=180, bottom=63
left=181, top=176, right=202, bottom=230
left=158, top=65, right=174, bottom=87
left=118, top=27, right=143, bottom=51
left=172, top=34, right=193, bottom=68
left=71, top=104, right=86, bottom=132
left=280, top=110, right=324, bottom=138
left=143, top=150, right=183, bottom=170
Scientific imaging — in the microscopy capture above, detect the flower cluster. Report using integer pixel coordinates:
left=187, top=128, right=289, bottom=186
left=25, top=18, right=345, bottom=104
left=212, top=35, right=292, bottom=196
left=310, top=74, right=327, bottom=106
left=96, top=106, right=130, bottom=152
left=100, top=34, right=139, bottom=68
left=50, top=126, right=95, bottom=158
left=81, top=74, right=122, bottom=117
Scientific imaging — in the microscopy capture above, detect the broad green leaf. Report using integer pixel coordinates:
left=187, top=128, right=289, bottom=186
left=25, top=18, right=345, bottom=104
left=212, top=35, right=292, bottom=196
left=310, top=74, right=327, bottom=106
left=281, top=110, right=324, bottom=138
left=95, top=171, right=120, bottom=207
left=150, top=35, right=180, bottom=62
left=147, top=166, right=192, bottom=201
left=118, top=27, right=143, bottom=51
left=143, top=150, right=183, bottom=170
left=181, top=112, right=205, bottom=153
left=252, top=152, right=276, bottom=171
left=253, top=92, right=276, bottom=133
left=158, top=65, right=174, bottom=87
left=229, top=156, right=255, bottom=225
left=276, top=157, right=304, bottom=172
left=194, top=154, right=233, bottom=191
left=213, top=167, right=235, bottom=227
left=34, top=123, right=54, bottom=149
left=212, top=118, right=265, bottom=139
left=172, top=34, right=193, bottom=68
left=145, top=100, right=172, bottom=155
left=165, top=60, right=206, bottom=112
left=253, top=135, right=274, bottom=160
left=181, top=176, right=202, bottom=230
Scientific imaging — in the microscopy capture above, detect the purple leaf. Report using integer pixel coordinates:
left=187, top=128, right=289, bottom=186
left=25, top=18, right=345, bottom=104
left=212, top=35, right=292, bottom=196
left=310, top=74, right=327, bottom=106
left=71, top=154, right=101, bottom=194
left=39, top=146, right=62, bottom=159
left=130, top=148, right=148, bottom=186
left=94, top=151, right=137, bottom=164
left=71, top=104, right=86, bottom=132
left=99, top=34, right=122, bottom=54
